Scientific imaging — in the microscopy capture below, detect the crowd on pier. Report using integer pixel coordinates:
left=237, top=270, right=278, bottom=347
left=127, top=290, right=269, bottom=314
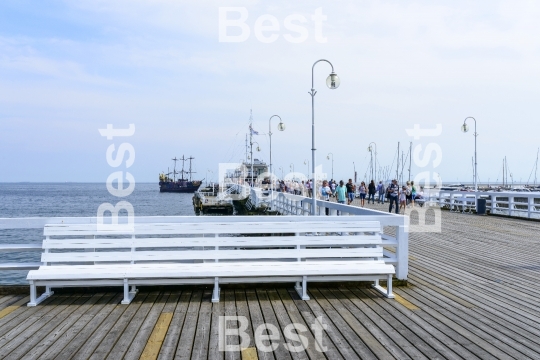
left=268, top=178, right=425, bottom=214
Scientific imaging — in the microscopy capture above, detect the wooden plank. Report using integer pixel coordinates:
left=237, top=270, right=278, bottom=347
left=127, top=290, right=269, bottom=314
left=35, top=293, right=120, bottom=359
left=174, top=290, right=203, bottom=360
left=124, top=291, right=172, bottom=359
left=108, top=291, right=165, bottom=359
left=139, top=312, right=174, bottom=360
left=337, top=287, right=428, bottom=360
left=208, top=291, right=224, bottom=360
left=0, top=294, right=90, bottom=360
left=305, top=287, right=376, bottom=359
left=350, top=287, right=458, bottom=359
left=255, top=289, right=293, bottom=360
left=71, top=292, right=148, bottom=360
left=245, top=290, right=275, bottom=360
left=0, top=294, right=57, bottom=335
left=0, top=296, right=29, bottom=319
left=312, top=288, right=393, bottom=359
left=19, top=293, right=106, bottom=360
left=234, top=289, right=255, bottom=355
left=224, top=288, right=241, bottom=360
left=285, top=288, right=357, bottom=360
left=158, top=290, right=191, bottom=359
left=265, top=289, right=309, bottom=360
left=272, top=288, right=329, bottom=360
left=0, top=295, right=16, bottom=307
left=0, top=294, right=83, bottom=358
left=324, top=287, right=412, bottom=360
left=190, top=290, right=213, bottom=360
left=398, top=286, right=540, bottom=359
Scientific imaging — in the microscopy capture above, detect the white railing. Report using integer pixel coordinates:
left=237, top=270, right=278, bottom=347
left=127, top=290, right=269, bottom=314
left=216, top=183, right=250, bottom=201
left=265, top=191, right=409, bottom=280
left=425, top=191, right=540, bottom=219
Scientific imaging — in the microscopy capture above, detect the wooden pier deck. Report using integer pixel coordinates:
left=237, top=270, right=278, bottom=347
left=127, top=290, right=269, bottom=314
left=1, top=208, right=539, bottom=359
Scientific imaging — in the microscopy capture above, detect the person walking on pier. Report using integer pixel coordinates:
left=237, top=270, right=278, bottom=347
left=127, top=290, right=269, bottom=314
left=368, top=180, right=376, bottom=204
left=410, top=181, right=416, bottom=207
left=320, top=180, right=332, bottom=215
left=359, top=181, right=367, bottom=207
left=400, top=185, right=407, bottom=213
left=335, top=180, right=347, bottom=215
left=346, top=179, right=355, bottom=205
left=388, top=179, right=400, bottom=214
left=306, top=180, right=312, bottom=198
left=377, top=181, right=385, bottom=203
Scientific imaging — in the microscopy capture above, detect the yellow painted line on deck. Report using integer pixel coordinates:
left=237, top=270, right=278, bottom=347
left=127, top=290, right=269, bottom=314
left=241, top=347, right=258, bottom=360
left=409, top=255, right=417, bottom=261
left=139, top=312, right=173, bottom=360
left=0, top=296, right=30, bottom=319
left=394, top=294, right=419, bottom=310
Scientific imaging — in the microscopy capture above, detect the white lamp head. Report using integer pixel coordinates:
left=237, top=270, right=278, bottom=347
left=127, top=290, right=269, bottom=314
left=461, top=123, right=469, bottom=133
left=326, top=72, right=340, bottom=89
left=278, top=121, right=285, bottom=131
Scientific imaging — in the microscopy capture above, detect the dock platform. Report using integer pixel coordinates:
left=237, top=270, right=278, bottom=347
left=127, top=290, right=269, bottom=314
left=0, top=208, right=539, bottom=359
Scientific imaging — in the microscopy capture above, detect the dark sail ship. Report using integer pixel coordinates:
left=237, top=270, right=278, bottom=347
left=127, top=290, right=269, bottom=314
left=159, top=156, right=202, bottom=193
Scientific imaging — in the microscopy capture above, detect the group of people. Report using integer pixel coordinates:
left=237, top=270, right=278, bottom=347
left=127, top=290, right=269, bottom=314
left=273, top=177, right=420, bottom=215
left=385, top=180, right=418, bottom=214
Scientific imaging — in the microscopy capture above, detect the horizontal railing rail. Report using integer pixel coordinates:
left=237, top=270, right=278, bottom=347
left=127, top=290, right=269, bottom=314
left=424, top=190, right=540, bottom=219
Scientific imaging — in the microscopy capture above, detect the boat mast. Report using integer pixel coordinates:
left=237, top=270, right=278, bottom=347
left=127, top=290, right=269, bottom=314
left=187, top=156, right=195, bottom=182
left=396, top=142, right=400, bottom=181
left=172, top=157, right=179, bottom=182
left=408, top=141, right=412, bottom=182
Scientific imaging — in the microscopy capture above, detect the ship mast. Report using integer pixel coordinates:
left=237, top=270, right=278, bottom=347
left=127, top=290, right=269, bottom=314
left=187, top=156, right=195, bottom=182
left=172, top=157, right=179, bottom=182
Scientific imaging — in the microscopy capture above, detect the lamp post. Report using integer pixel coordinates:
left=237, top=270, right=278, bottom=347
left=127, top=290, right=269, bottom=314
left=461, top=117, right=478, bottom=191
left=290, top=163, right=295, bottom=181
left=309, top=59, right=340, bottom=215
left=278, top=167, right=284, bottom=180
left=326, top=153, right=334, bottom=180
left=368, top=142, right=377, bottom=181
left=353, top=162, right=356, bottom=183
left=269, top=115, right=285, bottom=193
left=304, top=160, right=309, bottom=178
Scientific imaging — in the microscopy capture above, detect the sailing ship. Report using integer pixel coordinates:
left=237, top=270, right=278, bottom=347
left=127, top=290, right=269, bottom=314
left=159, top=156, right=202, bottom=193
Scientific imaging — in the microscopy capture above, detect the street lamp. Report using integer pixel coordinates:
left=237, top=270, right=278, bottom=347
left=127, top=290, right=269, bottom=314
left=304, top=160, right=309, bottom=178
left=461, top=117, right=478, bottom=191
left=309, top=59, right=340, bottom=215
left=268, top=115, right=285, bottom=193
left=278, top=166, right=284, bottom=180
left=290, top=163, right=295, bottom=181
left=326, top=153, right=334, bottom=180
left=368, top=142, right=377, bottom=181
left=353, top=162, right=356, bottom=183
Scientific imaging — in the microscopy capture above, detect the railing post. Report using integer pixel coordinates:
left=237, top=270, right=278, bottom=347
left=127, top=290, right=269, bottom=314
left=509, top=195, right=514, bottom=217
left=529, top=195, right=533, bottom=219
left=395, top=223, right=409, bottom=280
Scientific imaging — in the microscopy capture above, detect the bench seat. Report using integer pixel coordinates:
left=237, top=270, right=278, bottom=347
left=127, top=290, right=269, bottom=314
left=27, top=217, right=396, bottom=306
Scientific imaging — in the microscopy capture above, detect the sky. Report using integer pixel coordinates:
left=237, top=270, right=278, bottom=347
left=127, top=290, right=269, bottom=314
left=0, top=0, right=539, bottom=185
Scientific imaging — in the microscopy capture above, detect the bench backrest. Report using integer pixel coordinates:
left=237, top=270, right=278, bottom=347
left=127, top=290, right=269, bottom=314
left=41, top=217, right=383, bottom=265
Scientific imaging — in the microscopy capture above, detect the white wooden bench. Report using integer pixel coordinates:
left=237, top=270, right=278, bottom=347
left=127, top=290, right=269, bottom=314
left=26, top=217, right=395, bottom=306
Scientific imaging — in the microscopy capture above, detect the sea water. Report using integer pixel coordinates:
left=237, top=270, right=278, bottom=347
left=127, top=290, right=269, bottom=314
left=0, top=183, right=196, bottom=284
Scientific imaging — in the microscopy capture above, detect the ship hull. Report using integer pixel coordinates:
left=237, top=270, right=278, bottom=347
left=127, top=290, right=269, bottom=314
left=159, top=181, right=202, bottom=193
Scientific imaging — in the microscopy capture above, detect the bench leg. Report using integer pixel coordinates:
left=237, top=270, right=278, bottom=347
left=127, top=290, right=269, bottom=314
left=27, top=281, right=54, bottom=307
left=372, top=275, right=395, bottom=299
left=121, top=279, right=137, bottom=305
left=295, top=276, right=310, bottom=300
left=212, top=277, right=220, bottom=303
